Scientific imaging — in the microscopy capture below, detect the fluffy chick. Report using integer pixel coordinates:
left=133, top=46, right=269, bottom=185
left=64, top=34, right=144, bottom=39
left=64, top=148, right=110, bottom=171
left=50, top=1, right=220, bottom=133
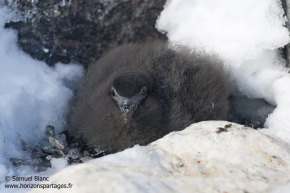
left=68, top=42, right=230, bottom=153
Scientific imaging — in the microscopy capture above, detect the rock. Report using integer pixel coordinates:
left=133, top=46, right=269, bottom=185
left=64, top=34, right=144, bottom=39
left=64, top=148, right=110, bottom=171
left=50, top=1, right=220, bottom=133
left=9, top=158, right=29, bottom=167
left=78, top=156, right=92, bottom=163
left=45, top=125, right=55, bottom=137
left=32, top=157, right=51, bottom=172
left=31, top=125, right=108, bottom=169
left=68, top=149, right=82, bottom=160
left=48, top=136, right=66, bottom=150
left=4, top=0, right=166, bottom=67
left=46, top=155, right=52, bottom=161
left=41, top=147, right=57, bottom=155
left=281, top=0, right=290, bottom=67
left=29, top=121, right=290, bottom=193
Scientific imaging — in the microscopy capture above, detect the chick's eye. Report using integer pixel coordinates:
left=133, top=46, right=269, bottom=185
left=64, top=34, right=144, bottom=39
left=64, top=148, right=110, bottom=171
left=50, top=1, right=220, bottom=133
left=111, top=90, right=116, bottom=97
left=141, top=88, right=147, bottom=96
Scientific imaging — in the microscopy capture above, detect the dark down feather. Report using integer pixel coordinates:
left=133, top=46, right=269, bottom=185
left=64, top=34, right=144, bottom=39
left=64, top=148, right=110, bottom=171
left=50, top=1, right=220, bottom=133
left=68, top=42, right=230, bottom=153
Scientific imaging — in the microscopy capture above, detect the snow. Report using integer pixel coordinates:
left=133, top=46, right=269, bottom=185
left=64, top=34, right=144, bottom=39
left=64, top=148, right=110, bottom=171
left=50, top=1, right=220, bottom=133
left=0, top=6, right=83, bottom=192
left=157, top=0, right=289, bottom=64
left=29, top=122, right=290, bottom=193
left=156, top=0, right=290, bottom=143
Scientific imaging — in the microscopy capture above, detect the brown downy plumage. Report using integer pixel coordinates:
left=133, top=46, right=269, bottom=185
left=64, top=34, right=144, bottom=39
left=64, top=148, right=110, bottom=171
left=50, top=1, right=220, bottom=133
left=68, top=42, right=230, bottom=153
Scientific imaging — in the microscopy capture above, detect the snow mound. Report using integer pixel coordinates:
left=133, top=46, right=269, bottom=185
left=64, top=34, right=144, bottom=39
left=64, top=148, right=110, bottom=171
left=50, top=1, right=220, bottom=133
left=157, top=0, right=289, bottom=64
left=156, top=0, right=290, bottom=144
left=29, top=121, right=290, bottom=193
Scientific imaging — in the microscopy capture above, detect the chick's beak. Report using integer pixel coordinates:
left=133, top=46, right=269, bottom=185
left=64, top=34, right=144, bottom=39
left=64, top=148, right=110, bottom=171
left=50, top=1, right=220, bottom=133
left=120, top=102, right=137, bottom=124
left=111, top=87, right=145, bottom=124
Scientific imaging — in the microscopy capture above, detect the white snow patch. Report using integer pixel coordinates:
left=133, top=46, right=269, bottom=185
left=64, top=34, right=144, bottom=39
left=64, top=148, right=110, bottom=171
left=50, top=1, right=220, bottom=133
left=50, top=158, right=68, bottom=171
left=157, top=0, right=289, bottom=64
left=0, top=6, right=84, bottom=193
left=156, top=0, right=290, bottom=144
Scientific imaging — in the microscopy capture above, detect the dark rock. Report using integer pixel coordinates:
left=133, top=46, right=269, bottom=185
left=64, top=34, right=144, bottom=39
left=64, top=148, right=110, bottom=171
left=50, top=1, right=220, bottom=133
left=4, top=0, right=166, bottom=67
left=20, top=139, right=27, bottom=151
left=9, top=125, right=108, bottom=172
left=42, top=147, right=57, bottom=155
left=54, top=150, right=65, bottom=158
left=87, top=148, right=107, bottom=158
left=32, top=157, right=51, bottom=172
left=45, top=125, right=55, bottom=137
left=9, top=158, right=29, bottom=167
left=41, top=146, right=65, bottom=157
left=79, top=156, right=92, bottom=163
left=280, top=0, right=290, bottom=67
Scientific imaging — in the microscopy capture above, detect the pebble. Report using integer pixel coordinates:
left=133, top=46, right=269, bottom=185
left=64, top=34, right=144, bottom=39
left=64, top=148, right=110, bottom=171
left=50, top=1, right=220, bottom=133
left=9, top=158, right=29, bottom=167
left=79, top=157, right=92, bottom=163
left=45, top=125, right=55, bottom=137
left=68, top=149, right=82, bottom=160
left=48, top=136, right=66, bottom=150
left=10, top=125, right=107, bottom=171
